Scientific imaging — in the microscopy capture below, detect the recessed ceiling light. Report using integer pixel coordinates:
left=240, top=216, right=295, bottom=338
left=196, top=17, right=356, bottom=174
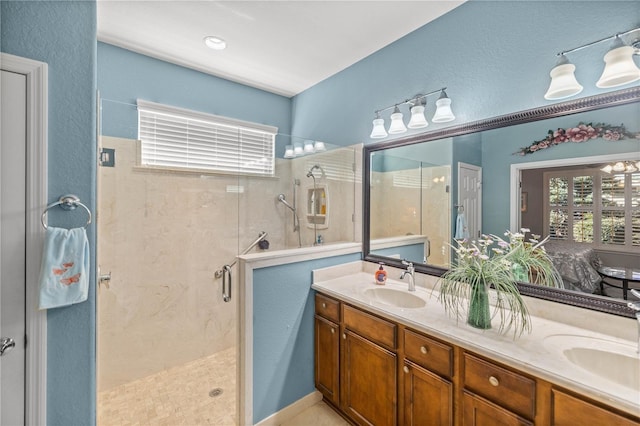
left=204, top=36, right=226, bottom=50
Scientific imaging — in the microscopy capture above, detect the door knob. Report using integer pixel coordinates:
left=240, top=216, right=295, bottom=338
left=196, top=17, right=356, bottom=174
left=0, top=337, right=15, bottom=356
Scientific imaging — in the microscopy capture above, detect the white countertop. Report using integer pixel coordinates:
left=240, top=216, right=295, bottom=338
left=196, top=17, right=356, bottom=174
left=311, top=262, right=640, bottom=417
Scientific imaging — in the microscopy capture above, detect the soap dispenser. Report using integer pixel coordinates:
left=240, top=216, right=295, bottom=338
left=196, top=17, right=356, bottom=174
left=375, top=263, right=387, bottom=285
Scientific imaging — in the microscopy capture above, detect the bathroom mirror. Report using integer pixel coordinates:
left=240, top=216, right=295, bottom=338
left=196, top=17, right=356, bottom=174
left=364, top=87, right=640, bottom=318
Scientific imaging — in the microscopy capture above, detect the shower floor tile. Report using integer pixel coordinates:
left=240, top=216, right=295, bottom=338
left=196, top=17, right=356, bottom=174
left=98, top=346, right=236, bottom=426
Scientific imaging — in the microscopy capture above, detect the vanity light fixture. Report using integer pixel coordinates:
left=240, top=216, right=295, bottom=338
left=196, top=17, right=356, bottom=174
left=544, top=27, right=640, bottom=100
left=370, top=88, right=456, bottom=139
left=204, top=36, right=227, bottom=50
left=283, top=140, right=328, bottom=159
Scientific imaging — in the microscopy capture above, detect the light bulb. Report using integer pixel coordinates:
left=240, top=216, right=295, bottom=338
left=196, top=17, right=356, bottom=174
left=284, top=145, right=294, bottom=159
left=304, top=140, right=315, bottom=154
left=388, top=106, right=407, bottom=134
left=314, top=141, right=326, bottom=152
left=612, top=161, right=626, bottom=172
left=432, top=91, right=455, bottom=123
left=370, top=115, right=387, bottom=139
left=596, top=40, right=640, bottom=88
left=544, top=55, right=583, bottom=100
left=408, top=103, right=429, bottom=129
left=293, top=142, right=304, bottom=157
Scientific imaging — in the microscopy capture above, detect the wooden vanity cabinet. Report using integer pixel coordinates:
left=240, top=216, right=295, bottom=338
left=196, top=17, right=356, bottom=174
left=400, top=328, right=453, bottom=426
left=550, top=388, right=640, bottom=426
left=314, top=293, right=340, bottom=406
left=313, top=292, right=640, bottom=426
left=341, top=304, right=397, bottom=426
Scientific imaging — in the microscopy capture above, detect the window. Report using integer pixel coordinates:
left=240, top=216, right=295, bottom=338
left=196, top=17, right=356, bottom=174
left=544, top=168, right=640, bottom=251
left=137, top=100, right=277, bottom=176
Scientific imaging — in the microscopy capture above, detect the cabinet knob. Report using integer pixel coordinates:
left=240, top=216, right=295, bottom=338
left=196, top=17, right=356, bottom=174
left=489, top=376, right=500, bottom=387
left=403, top=366, right=410, bottom=374
left=322, top=302, right=326, bottom=308
left=330, top=328, right=335, bottom=334
left=420, top=346, right=428, bottom=354
left=342, top=333, right=346, bottom=340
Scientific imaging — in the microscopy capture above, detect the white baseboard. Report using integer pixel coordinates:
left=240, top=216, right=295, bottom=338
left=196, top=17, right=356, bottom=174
left=255, top=390, right=323, bottom=426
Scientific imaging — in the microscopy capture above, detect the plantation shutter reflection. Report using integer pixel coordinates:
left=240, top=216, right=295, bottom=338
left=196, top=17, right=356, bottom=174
left=546, top=168, right=640, bottom=251
left=138, top=100, right=276, bottom=175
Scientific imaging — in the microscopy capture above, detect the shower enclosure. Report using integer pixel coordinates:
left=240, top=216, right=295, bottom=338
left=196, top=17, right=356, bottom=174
left=96, top=99, right=358, bottom=425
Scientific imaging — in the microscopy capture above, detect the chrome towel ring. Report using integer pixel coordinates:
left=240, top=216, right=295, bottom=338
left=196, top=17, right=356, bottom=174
left=41, top=194, right=92, bottom=229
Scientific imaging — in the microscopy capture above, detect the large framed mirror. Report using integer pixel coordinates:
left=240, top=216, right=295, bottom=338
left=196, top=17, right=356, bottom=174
left=364, top=87, right=640, bottom=318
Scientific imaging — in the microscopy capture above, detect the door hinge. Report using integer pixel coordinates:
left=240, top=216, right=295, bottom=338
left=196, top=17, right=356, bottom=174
left=99, top=148, right=115, bottom=167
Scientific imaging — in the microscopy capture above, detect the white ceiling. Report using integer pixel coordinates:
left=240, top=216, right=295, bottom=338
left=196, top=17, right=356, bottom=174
left=97, top=1, right=465, bottom=97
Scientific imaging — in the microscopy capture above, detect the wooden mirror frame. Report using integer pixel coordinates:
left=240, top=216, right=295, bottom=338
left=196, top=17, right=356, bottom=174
left=363, top=86, right=640, bottom=318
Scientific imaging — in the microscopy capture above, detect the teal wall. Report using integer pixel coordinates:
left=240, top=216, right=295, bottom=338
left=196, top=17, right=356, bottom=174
left=98, top=42, right=292, bottom=154
left=252, top=253, right=361, bottom=423
left=291, top=1, right=640, bottom=147
left=1, top=1, right=97, bottom=425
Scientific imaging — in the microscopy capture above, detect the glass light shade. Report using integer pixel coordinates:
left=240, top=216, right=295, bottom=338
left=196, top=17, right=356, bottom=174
left=625, top=163, right=638, bottom=173
left=388, top=107, right=407, bottom=134
left=544, top=62, right=583, bottom=100
left=303, top=140, right=315, bottom=154
left=612, top=161, right=626, bottom=172
left=407, top=104, right=429, bottom=129
left=314, top=141, right=326, bottom=152
left=600, top=164, right=613, bottom=173
left=293, top=142, right=304, bottom=156
left=636, top=161, right=640, bottom=170
left=284, top=145, right=294, bottom=158
left=596, top=45, right=640, bottom=88
left=432, top=97, right=455, bottom=123
left=370, top=118, right=388, bottom=139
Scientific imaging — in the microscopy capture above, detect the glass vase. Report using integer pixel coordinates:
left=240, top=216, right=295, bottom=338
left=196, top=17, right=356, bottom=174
left=467, top=282, right=491, bottom=330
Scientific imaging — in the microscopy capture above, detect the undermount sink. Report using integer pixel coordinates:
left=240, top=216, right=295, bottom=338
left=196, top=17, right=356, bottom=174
left=363, top=287, right=426, bottom=309
left=543, top=334, right=639, bottom=391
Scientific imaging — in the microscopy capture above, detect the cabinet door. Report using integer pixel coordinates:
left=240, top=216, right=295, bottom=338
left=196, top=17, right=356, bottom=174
left=342, top=330, right=397, bottom=426
left=551, top=389, right=640, bottom=426
left=402, top=361, right=452, bottom=426
left=463, top=391, right=532, bottom=426
left=315, top=315, right=339, bottom=406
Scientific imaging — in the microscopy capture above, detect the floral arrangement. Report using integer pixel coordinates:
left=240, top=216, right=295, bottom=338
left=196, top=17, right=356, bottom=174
left=437, top=229, right=562, bottom=337
left=514, top=122, right=640, bottom=156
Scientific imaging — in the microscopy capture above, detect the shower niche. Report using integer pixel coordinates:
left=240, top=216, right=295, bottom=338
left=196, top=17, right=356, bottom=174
left=306, top=185, right=328, bottom=229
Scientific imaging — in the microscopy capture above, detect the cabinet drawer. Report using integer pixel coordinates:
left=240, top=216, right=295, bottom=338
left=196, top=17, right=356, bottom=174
left=404, top=329, right=453, bottom=379
left=343, top=304, right=396, bottom=350
left=463, top=352, right=535, bottom=420
left=315, top=293, right=340, bottom=322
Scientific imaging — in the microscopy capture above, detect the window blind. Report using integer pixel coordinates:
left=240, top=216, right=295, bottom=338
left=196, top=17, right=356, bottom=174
left=544, top=168, right=640, bottom=251
left=137, top=100, right=277, bottom=176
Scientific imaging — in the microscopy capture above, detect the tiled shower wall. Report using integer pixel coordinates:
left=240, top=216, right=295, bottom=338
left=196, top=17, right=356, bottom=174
left=97, top=136, right=359, bottom=391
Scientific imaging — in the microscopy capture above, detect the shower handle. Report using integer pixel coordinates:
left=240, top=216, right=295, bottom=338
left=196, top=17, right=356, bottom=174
left=222, top=264, right=232, bottom=302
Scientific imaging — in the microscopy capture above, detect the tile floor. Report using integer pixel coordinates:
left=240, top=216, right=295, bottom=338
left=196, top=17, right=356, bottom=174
left=98, top=346, right=236, bottom=426
left=98, top=345, right=346, bottom=426
left=280, top=401, right=350, bottom=426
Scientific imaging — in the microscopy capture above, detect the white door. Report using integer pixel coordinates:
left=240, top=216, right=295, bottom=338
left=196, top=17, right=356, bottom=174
left=458, top=162, right=482, bottom=240
left=1, top=69, right=27, bottom=425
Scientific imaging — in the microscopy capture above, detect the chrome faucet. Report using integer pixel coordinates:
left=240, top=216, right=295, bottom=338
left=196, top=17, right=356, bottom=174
left=400, top=260, right=416, bottom=292
left=628, top=289, right=640, bottom=353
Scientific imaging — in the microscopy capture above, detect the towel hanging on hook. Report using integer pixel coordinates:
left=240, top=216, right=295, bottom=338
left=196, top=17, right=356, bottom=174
left=41, top=194, right=92, bottom=229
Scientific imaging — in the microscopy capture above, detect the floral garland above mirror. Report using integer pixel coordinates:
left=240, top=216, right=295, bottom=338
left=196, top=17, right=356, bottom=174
left=514, top=122, right=640, bottom=156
